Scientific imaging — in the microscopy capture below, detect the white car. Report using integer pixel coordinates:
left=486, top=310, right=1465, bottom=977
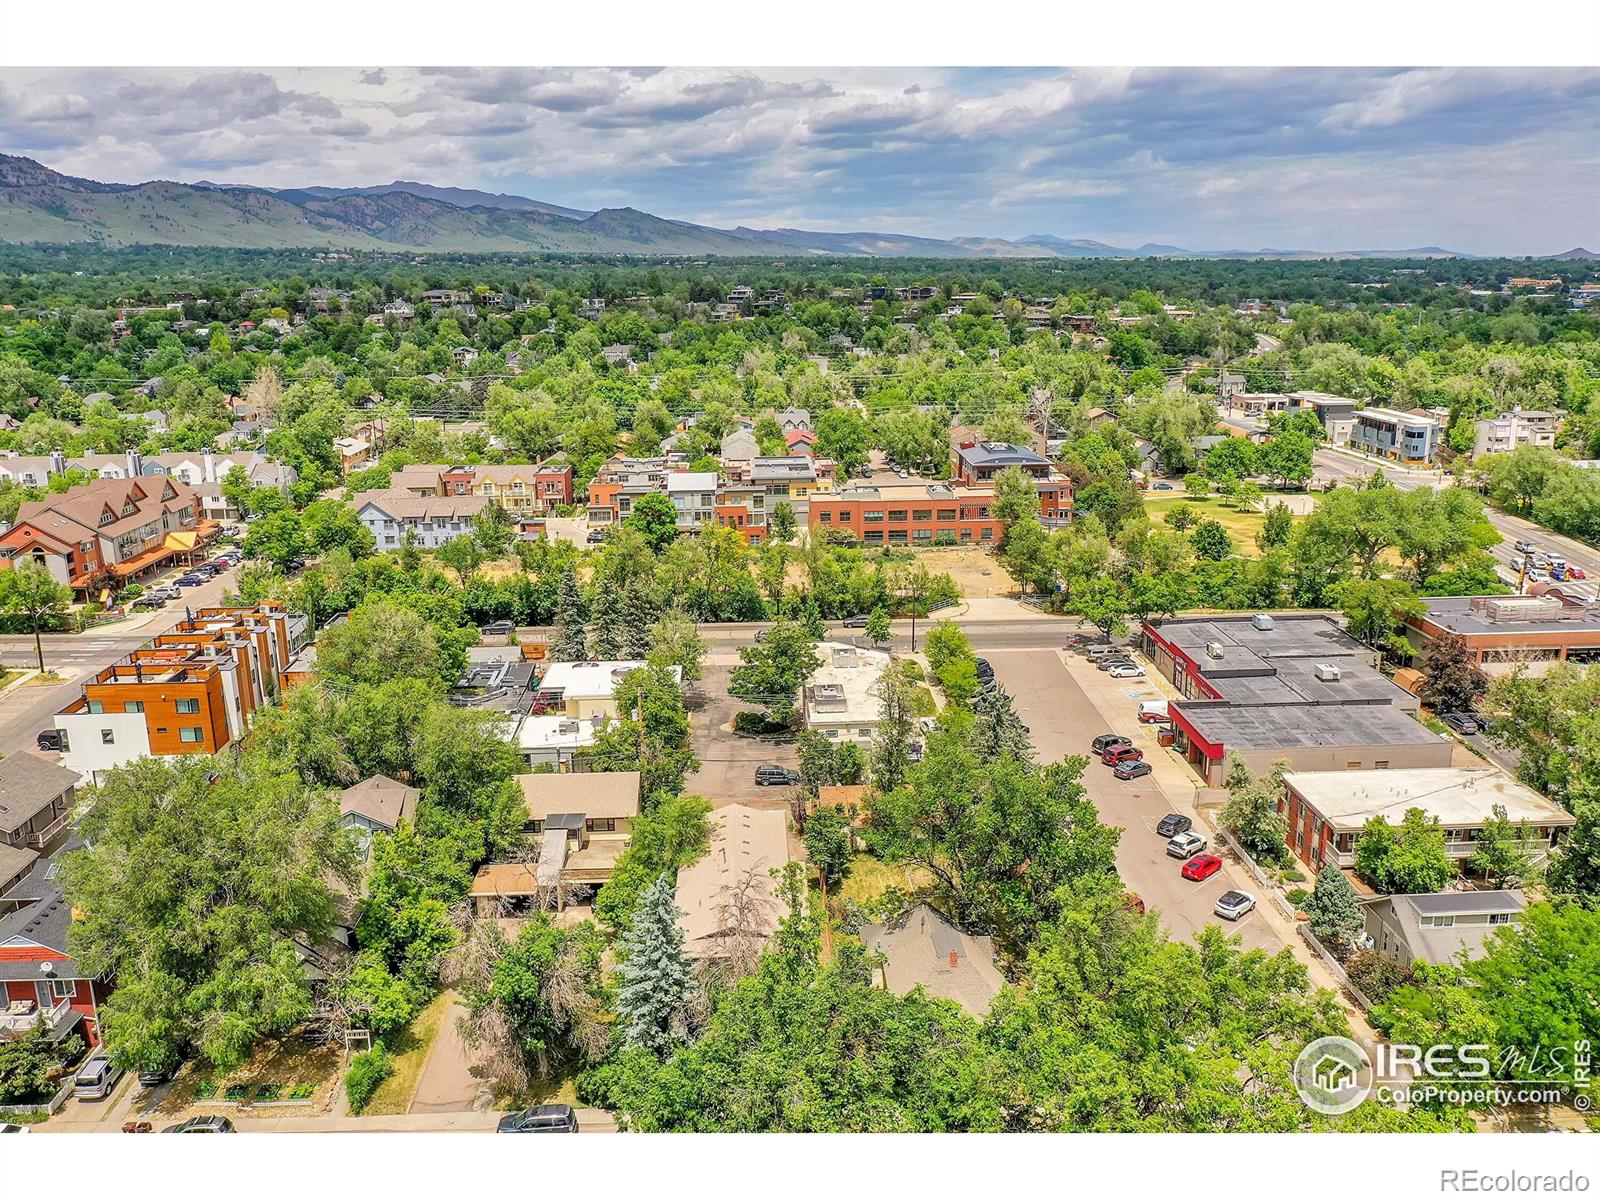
left=1166, top=831, right=1209, bottom=858
left=1107, top=663, right=1146, bottom=679
left=1214, top=890, right=1257, bottom=921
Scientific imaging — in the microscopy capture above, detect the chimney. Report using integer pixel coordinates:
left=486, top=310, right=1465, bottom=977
left=948, top=950, right=959, bottom=969
left=50, top=449, right=66, bottom=475
left=202, top=452, right=215, bottom=483
left=127, top=449, right=143, bottom=477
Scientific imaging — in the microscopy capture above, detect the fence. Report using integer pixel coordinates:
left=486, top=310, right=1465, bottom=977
left=3, top=1078, right=74, bottom=1116
left=1298, top=924, right=1378, bottom=1013
left=1211, top=824, right=1298, bottom=921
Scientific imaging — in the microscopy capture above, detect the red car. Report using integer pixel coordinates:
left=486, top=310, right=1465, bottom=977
left=1569, top=566, right=1587, bottom=580
left=1101, top=744, right=1144, bottom=767
left=1181, top=853, right=1222, bottom=882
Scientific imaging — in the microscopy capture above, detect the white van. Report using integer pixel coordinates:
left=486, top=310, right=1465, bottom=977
left=73, top=1053, right=124, bottom=1101
left=1138, top=700, right=1170, bottom=724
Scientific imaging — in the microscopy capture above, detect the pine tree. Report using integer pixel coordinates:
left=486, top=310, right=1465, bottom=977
left=621, top=583, right=660, bottom=660
left=590, top=584, right=625, bottom=660
left=970, top=684, right=1035, bottom=763
left=614, top=873, right=693, bottom=1056
left=1306, top=864, right=1363, bottom=946
left=551, top=568, right=589, bottom=661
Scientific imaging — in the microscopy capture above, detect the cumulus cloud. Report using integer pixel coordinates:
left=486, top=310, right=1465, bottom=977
left=0, top=65, right=1594, bottom=252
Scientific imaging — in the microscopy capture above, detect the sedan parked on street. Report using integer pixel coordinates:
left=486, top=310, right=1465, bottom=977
left=841, top=614, right=870, bottom=628
left=1214, top=890, right=1257, bottom=921
left=1181, top=853, right=1223, bottom=882
left=1166, top=831, right=1208, bottom=859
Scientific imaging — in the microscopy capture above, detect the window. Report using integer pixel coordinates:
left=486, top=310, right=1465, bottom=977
left=175, top=697, right=200, bottom=714
left=858, top=728, right=873, bottom=738
left=50, top=979, right=74, bottom=1000
left=937, top=508, right=957, bottom=521
left=179, top=727, right=204, bottom=744
left=586, top=818, right=617, bottom=833
left=912, top=530, right=932, bottom=541
left=887, top=509, right=908, bottom=522
left=863, top=511, right=884, bottom=523
left=1424, top=915, right=1456, bottom=928
left=825, top=729, right=839, bottom=739
left=817, top=511, right=831, bottom=523
left=1374, top=760, right=1389, bottom=769
left=1346, top=761, right=1362, bottom=770
left=1488, top=912, right=1514, bottom=925
left=100, top=729, right=115, bottom=745
left=528, top=820, right=544, bottom=834
left=86, top=700, right=104, bottom=714
left=913, top=509, right=933, bottom=521
left=122, top=700, right=144, bottom=714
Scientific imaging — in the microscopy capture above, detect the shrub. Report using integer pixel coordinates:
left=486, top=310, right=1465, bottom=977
left=1345, top=948, right=1413, bottom=1005
left=344, top=1046, right=393, bottom=1115
left=899, top=660, right=925, bottom=682
left=733, top=711, right=785, bottom=735
left=1286, top=887, right=1311, bottom=908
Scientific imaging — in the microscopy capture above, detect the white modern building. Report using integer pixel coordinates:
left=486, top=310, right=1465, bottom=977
left=1350, top=407, right=1441, bottom=465
left=350, top=489, right=488, bottom=549
left=534, top=660, right=681, bottom=721
left=1472, top=409, right=1563, bottom=458
left=513, top=713, right=607, bottom=768
left=666, top=471, right=718, bottom=532
left=803, top=641, right=892, bottom=746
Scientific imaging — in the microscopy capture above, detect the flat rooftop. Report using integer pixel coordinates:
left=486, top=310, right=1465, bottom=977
left=1284, top=767, right=1576, bottom=830
left=1150, top=614, right=1405, bottom=705
left=1418, top=594, right=1600, bottom=637
left=1176, top=700, right=1441, bottom=752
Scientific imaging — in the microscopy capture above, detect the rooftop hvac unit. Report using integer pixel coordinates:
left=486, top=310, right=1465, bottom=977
left=1251, top=613, right=1275, bottom=631
left=1205, top=642, right=1225, bottom=660
left=1313, top=663, right=1342, bottom=682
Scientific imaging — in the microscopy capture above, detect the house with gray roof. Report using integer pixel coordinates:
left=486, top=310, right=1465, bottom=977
left=0, top=842, right=104, bottom=1045
left=0, top=752, right=80, bottom=856
left=860, top=903, right=1006, bottom=1017
left=1364, top=890, right=1526, bottom=967
left=339, top=775, right=419, bottom=857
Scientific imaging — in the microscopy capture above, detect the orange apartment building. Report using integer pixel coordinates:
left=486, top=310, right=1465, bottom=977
left=51, top=603, right=293, bottom=782
left=810, top=481, right=1007, bottom=546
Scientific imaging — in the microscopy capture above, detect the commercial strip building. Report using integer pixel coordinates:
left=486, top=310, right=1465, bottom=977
left=51, top=603, right=297, bottom=782
left=1142, top=613, right=1449, bottom=787
left=803, top=642, right=892, bottom=746
left=1404, top=591, right=1600, bottom=671
left=1278, top=767, right=1575, bottom=874
left=810, top=481, right=1006, bottom=546
left=0, top=475, right=216, bottom=598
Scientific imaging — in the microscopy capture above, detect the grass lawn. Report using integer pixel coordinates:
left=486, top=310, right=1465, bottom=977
left=1143, top=494, right=1287, bottom=555
left=836, top=854, right=935, bottom=915
left=362, top=989, right=453, bottom=1117
left=159, top=1032, right=342, bottom=1118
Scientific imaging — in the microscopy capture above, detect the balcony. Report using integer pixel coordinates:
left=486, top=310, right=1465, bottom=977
left=24, top=808, right=71, bottom=850
left=0, top=996, right=73, bottom=1036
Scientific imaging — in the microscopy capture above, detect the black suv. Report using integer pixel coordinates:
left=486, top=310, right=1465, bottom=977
left=481, top=620, right=515, bottom=636
left=1156, top=814, right=1192, bottom=839
left=36, top=729, right=65, bottom=752
left=755, top=764, right=801, bottom=787
left=1091, top=733, right=1132, bottom=754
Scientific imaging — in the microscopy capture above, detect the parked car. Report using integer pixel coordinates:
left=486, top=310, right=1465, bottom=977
left=174, top=573, right=206, bottom=587
left=1440, top=711, right=1481, bottom=736
left=137, top=1066, right=173, bottom=1088
left=0, top=1123, right=29, bottom=1133
left=131, top=596, right=164, bottom=611
left=1107, top=663, right=1147, bottom=679
left=754, top=764, right=801, bottom=787
left=163, top=1115, right=235, bottom=1133
left=586, top=529, right=607, bottom=544
left=1214, top=890, right=1257, bottom=921
left=1084, top=644, right=1124, bottom=660
left=35, top=728, right=65, bottom=752
left=1154, top=816, right=1191, bottom=842
left=1569, top=566, right=1588, bottom=580
left=1101, top=744, right=1143, bottom=767
left=1181, top=853, right=1223, bottom=882
left=1166, top=831, right=1208, bottom=858
left=1152, top=482, right=1174, bottom=490
left=974, top=657, right=995, bottom=679
left=1112, top=759, right=1153, bottom=780
left=147, top=586, right=182, bottom=603
left=73, top=1053, right=125, bottom=1101
left=481, top=620, right=515, bottom=636
left=1091, top=733, right=1132, bottom=754
left=498, top=1104, right=579, bottom=1133
left=841, top=614, right=870, bottom=628
left=1096, top=657, right=1137, bottom=672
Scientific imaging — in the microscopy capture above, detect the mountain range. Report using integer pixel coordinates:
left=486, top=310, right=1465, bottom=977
left=0, top=152, right=1558, bottom=261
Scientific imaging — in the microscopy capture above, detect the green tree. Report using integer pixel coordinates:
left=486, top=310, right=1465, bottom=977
left=1467, top=804, right=1535, bottom=888
left=1068, top=576, right=1128, bottom=640
left=550, top=567, right=589, bottom=661
left=646, top=608, right=705, bottom=683
left=993, top=465, right=1041, bottom=527
left=970, top=683, right=1035, bottom=764
left=1485, top=664, right=1600, bottom=808
left=728, top=619, right=821, bottom=725
left=301, top=498, right=376, bottom=558
left=625, top=492, right=680, bottom=553
left=315, top=599, right=447, bottom=690
left=804, top=805, right=854, bottom=889
left=1334, top=577, right=1424, bottom=664
left=436, top=533, right=485, bottom=587
left=594, top=794, right=712, bottom=932
left=0, top=562, right=73, bottom=672
left=1305, top=864, right=1364, bottom=947
left=1354, top=808, right=1455, bottom=894
left=242, top=509, right=310, bottom=572
left=1256, top=501, right=1294, bottom=551
left=1162, top=501, right=1198, bottom=531
left=589, top=583, right=626, bottom=660
left=1546, top=801, right=1600, bottom=906
left=1190, top=518, right=1232, bottom=561
left=767, top=500, right=797, bottom=545
left=62, top=756, right=357, bottom=1074
left=1219, top=755, right=1290, bottom=864
left=471, top=503, right=515, bottom=559
left=869, top=659, right=923, bottom=793
left=865, top=605, right=892, bottom=646
left=614, top=873, right=693, bottom=1057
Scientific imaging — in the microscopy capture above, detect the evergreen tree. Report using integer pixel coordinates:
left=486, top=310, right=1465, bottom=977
left=1306, top=864, right=1363, bottom=946
left=970, top=683, right=1035, bottom=764
left=590, top=584, right=626, bottom=660
left=621, top=583, right=659, bottom=660
left=614, top=873, right=693, bottom=1056
left=551, top=568, right=589, bottom=661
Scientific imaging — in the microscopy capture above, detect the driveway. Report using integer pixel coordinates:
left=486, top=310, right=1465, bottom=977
left=409, top=993, right=493, bottom=1114
left=683, top=657, right=800, bottom=808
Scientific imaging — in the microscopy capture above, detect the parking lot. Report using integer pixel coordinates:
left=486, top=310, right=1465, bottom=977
left=985, top=643, right=1285, bottom=954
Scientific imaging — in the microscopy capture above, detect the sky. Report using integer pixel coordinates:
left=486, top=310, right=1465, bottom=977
left=1, top=66, right=1597, bottom=254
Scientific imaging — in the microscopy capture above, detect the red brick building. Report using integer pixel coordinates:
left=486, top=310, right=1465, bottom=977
left=810, top=482, right=1005, bottom=546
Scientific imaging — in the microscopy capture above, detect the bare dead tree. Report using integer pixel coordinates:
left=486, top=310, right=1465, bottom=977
left=706, top=864, right=781, bottom=985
